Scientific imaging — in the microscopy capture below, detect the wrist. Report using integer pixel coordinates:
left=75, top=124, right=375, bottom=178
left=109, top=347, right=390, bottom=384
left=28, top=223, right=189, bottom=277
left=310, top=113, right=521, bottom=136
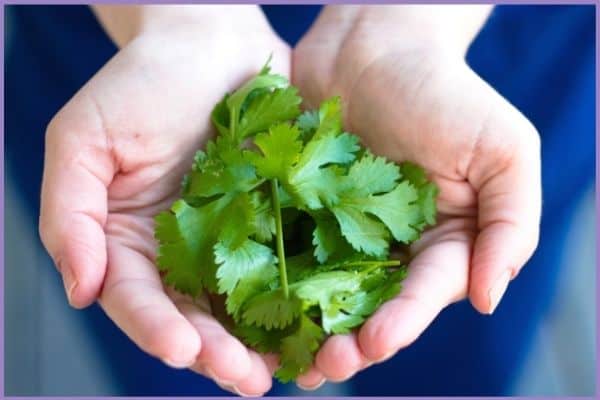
left=328, top=5, right=492, bottom=58
left=92, top=5, right=272, bottom=49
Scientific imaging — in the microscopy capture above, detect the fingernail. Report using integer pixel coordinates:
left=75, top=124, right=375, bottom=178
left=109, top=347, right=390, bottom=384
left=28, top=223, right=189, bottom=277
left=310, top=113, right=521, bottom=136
left=297, top=377, right=326, bottom=391
left=61, top=264, right=78, bottom=304
left=488, top=269, right=512, bottom=314
left=233, top=385, right=257, bottom=397
left=205, top=367, right=235, bottom=387
left=374, top=350, right=396, bottom=364
left=162, top=357, right=196, bottom=369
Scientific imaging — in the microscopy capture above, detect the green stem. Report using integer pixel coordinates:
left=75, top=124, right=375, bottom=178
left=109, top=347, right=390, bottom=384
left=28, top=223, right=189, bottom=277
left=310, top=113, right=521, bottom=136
left=348, top=260, right=402, bottom=275
left=271, top=179, right=289, bottom=298
left=347, top=260, right=402, bottom=268
left=230, top=109, right=238, bottom=139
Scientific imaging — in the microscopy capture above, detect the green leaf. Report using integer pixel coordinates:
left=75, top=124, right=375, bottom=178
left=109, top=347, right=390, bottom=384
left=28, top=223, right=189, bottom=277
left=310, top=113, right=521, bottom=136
left=155, top=194, right=254, bottom=295
left=238, top=87, right=302, bottom=139
left=285, top=251, right=317, bottom=284
left=211, top=94, right=230, bottom=137
left=322, top=307, right=365, bottom=335
left=314, top=96, right=343, bottom=138
left=217, top=193, right=258, bottom=249
left=322, top=267, right=407, bottom=334
left=227, top=73, right=288, bottom=113
left=226, top=260, right=278, bottom=320
left=312, top=213, right=354, bottom=263
left=331, top=181, right=422, bottom=256
left=183, top=138, right=261, bottom=201
left=242, top=289, right=302, bottom=330
left=250, top=191, right=276, bottom=243
left=291, top=270, right=364, bottom=309
left=226, top=71, right=289, bottom=141
left=399, top=162, right=439, bottom=226
left=289, top=133, right=360, bottom=209
left=234, top=323, right=286, bottom=354
left=275, top=315, right=324, bottom=382
left=353, top=181, right=422, bottom=243
left=331, top=205, right=390, bottom=257
left=214, top=239, right=277, bottom=295
left=246, top=122, right=303, bottom=181
left=346, top=151, right=401, bottom=196
left=417, top=182, right=439, bottom=226
left=296, top=110, right=320, bottom=138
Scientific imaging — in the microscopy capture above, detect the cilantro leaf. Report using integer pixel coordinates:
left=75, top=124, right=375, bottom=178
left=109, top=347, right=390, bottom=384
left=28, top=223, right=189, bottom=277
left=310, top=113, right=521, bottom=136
left=330, top=205, right=390, bottom=257
left=322, top=307, right=365, bottom=335
left=331, top=181, right=422, bottom=256
left=245, top=122, right=303, bottom=181
left=227, top=72, right=288, bottom=113
left=323, top=267, right=407, bottom=334
left=242, top=289, right=302, bottom=330
left=238, top=87, right=302, bottom=139
left=296, top=110, right=320, bottom=138
left=214, top=239, right=277, bottom=295
left=291, top=270, right=364, bottom=309
left=345, top=151, right=401, bottom=196
left=226, top=71, right=289, bottom=142
left=285, top=251, right=317, bottom=284
left=234, top=323, right=286, bottom=354
left=400, top=162, right=439, bottom=226
left=155, top=193, right=255, bottom=295
left=312, top=213, right=354, bottom=263
left=226, top=264, right=277, bottom=320
left=250, top=191, right=276, bottom=243
left=275, top=315, right=324, bottom=382
left=314, top=96, right=343, bottom=138
left=211, top=94, right=230, bottom=137
left=288, top=132, right=360, bottom=209
left=183, top=137, right=261, bottom=201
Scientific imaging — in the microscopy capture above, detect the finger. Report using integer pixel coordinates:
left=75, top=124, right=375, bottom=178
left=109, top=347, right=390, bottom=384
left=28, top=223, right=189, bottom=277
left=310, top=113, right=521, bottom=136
left=230, top=351, right=273, bottom=396
left=192, top=350, right=272, bottom=397
left=39, top=104, right=115, bottom=308
left=179, top=303, right=253, bottom=384
left=297, top=367, right=326, bottom=391
left=315, top=333, right=368, bottom=382
left=188, top=364, right=237, bottom=395
left=99, top=238, right=200, bottom=368
left=358, top=218, right=474, bottom=361
left=260, top=352, right=280, bottom=375
left=467, top=98, right=542, bottom=314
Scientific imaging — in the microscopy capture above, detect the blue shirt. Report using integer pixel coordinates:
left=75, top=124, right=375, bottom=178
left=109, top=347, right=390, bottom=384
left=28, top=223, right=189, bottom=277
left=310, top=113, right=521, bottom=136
left=5, top=4, right=595, bottom=395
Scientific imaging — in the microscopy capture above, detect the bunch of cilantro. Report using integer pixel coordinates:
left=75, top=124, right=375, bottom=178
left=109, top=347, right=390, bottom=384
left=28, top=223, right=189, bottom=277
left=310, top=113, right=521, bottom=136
left=154, top=61, right=438, bottom=382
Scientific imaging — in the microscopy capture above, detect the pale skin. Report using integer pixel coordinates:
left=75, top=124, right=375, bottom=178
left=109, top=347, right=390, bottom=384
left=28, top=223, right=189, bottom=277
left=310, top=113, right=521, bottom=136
left=39, top=4, right=541, bottom=396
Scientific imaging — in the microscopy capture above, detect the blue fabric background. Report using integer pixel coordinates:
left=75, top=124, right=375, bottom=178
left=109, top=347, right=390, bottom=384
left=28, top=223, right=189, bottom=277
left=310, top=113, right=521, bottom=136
left=4, top=5, right=595, bottom=395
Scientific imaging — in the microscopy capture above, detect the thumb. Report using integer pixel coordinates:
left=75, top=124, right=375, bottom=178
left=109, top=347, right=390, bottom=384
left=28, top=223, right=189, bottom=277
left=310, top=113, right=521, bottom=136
left=39, top=97, right=115, bottom=308
left=466, top=75, right=542, bottom=314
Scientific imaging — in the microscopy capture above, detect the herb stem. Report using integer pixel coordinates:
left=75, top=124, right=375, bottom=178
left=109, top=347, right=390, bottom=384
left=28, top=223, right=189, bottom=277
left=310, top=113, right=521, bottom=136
left=347, top=260, right=402, bottom=268
left=230, top=109, right=238, bottom=139
left=349, top=260, right=402, bottom=275
left=271, top=178, right=289, bottom=298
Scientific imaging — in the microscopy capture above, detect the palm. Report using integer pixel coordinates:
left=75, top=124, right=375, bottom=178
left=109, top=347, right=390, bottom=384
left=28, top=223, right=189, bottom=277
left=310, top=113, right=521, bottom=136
left=293, top=30, right=540, bottom=384
left=41, top=28, right=289, bottom=395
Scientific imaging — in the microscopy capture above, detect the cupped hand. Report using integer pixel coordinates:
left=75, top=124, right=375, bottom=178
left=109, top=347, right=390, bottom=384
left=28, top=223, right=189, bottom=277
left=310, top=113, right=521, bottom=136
left=292, top=5, right=541, bottom=388
left=39, top=8, right=288, bottom=395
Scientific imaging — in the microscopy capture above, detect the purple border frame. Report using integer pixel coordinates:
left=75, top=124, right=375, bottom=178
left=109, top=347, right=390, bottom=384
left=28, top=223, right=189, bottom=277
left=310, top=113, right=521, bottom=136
left=1, top=1, right=597, bottom=398
left=1, top=3, right=5, bottom=397
left=1, top=0, right=599, bottom=4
